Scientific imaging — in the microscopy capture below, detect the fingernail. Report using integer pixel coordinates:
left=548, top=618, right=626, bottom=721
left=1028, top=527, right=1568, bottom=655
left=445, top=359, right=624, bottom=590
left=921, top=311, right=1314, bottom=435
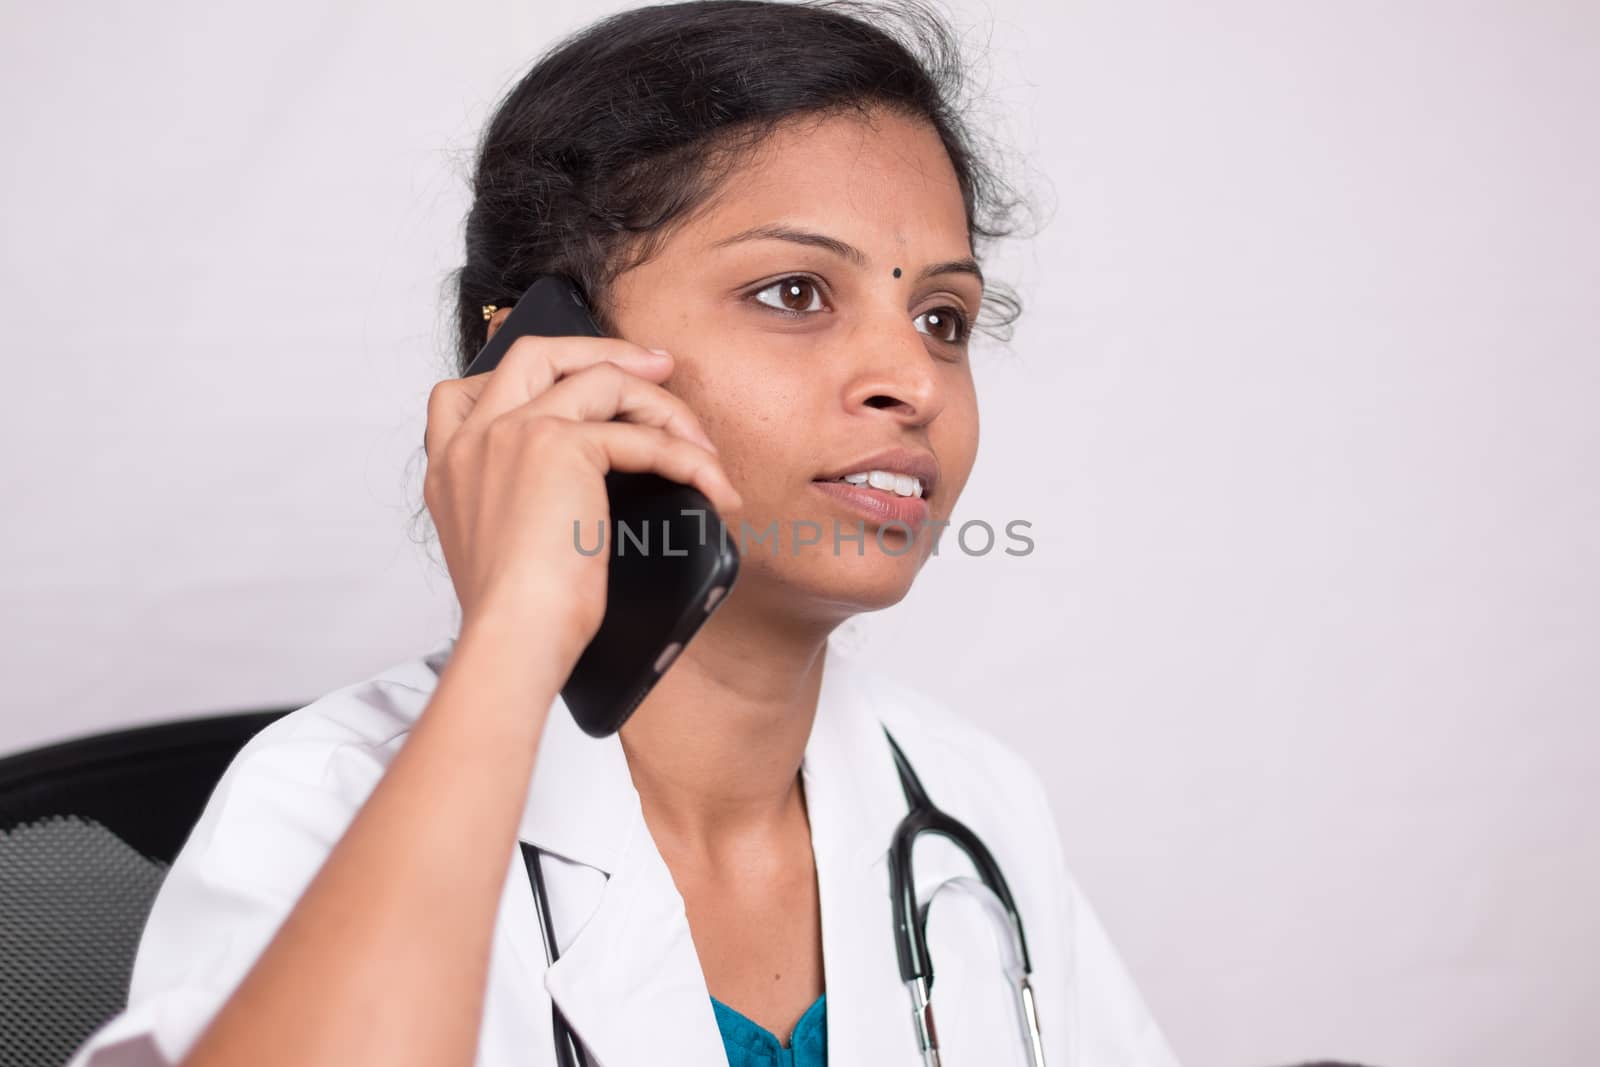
left=646, top=347, right=671, bottom=357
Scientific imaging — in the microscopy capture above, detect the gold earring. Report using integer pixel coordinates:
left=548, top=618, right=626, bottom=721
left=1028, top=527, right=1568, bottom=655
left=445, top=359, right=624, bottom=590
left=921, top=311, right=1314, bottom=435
left=481, top=304, right=499, bottom=321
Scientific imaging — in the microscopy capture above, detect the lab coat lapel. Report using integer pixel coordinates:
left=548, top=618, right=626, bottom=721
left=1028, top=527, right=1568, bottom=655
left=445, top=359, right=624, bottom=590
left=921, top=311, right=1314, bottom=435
left=486, top=636, right=929, bottom=1066
left=541, top=803, right=728, bottom=1065
left=807, top=647, right=1045, bottom=1066
left=801, top=644, right=922, bottom=1065
left=502, top=682, right=726, bottom=1066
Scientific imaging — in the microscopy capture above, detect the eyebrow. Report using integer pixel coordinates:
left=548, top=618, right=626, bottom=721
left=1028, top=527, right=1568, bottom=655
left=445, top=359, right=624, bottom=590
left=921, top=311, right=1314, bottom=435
left=709, top=223, right=985, bottom=290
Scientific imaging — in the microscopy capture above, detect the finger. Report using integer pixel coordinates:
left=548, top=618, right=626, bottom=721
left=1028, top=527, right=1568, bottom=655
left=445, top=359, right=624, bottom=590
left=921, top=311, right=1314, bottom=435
left=425, top=378, right=481, bottom=462
left=460, top=336, right=672, bottom=438
left=426, top=337, right=670, bottom=462
left=574, top=420, right=744, bottom=518
left=525, top=362, right=719, bottom=454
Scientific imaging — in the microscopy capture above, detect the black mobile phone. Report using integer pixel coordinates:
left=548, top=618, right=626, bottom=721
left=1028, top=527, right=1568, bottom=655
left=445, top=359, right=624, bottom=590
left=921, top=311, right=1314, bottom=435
left=461, top=275, right=740, bottom=737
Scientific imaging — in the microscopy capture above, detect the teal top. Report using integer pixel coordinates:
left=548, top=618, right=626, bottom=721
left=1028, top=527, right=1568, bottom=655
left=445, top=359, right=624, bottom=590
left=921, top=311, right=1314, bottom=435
left=711, top=993, right=827, bottom=1067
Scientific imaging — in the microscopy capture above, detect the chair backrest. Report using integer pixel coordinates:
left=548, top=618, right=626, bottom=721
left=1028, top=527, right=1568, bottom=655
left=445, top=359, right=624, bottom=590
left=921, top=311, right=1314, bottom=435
left=0, top=710, right=293, bottom=1067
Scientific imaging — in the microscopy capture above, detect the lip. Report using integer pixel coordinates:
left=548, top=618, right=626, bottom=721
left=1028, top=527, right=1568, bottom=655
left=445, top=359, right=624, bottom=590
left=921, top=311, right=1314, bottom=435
left=809, top=479, right=932, bottom=529
left=813, top=446, right=941, bottom=502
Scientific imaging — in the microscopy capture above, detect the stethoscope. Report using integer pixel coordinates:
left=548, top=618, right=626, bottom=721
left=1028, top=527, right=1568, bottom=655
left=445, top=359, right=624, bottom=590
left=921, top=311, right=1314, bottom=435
left=518, top=727, right=1048, bottom=1066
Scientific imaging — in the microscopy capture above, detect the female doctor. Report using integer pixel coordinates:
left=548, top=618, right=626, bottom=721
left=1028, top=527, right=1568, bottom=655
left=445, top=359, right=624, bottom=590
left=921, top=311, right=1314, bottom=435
left=70, top=2, right=1182, bottom=1066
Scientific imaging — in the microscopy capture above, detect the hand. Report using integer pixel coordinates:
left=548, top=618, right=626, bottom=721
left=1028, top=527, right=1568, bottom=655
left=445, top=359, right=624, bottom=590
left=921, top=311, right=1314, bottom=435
left=422, top=337, right=743, bottom=664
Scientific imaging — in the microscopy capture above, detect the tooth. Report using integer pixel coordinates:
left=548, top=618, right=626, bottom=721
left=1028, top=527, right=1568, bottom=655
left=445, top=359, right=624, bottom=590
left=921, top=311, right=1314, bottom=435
left=912, top=477, right=923, bottom=498
left=893, top=474, right=915, bottom=496
left=843, top=472, right=870, bottom=485
left=867, top=470, right=897, bottom=491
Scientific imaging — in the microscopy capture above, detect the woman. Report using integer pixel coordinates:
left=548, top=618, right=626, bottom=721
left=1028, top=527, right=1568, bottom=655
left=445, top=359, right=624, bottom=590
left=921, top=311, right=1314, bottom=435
left=70, top=2, right=1181, bottom=1065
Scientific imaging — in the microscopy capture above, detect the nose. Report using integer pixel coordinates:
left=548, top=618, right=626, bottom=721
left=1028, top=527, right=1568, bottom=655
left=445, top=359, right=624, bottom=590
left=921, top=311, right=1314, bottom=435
left=839, top=312, right=946, bottom=427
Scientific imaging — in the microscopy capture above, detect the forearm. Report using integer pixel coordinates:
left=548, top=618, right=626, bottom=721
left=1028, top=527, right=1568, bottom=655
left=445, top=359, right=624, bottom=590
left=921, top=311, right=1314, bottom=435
left=181, top=615, right=565, bottom=1067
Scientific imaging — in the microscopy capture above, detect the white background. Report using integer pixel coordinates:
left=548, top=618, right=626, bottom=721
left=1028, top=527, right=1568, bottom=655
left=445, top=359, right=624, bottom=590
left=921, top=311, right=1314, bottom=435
left=2, top=2, right=1595, bottom=1065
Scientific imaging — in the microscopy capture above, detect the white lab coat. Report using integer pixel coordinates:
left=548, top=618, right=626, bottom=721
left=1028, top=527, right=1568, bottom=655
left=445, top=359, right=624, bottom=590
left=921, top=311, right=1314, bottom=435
left=67, top=636, right=1182, bottom=1067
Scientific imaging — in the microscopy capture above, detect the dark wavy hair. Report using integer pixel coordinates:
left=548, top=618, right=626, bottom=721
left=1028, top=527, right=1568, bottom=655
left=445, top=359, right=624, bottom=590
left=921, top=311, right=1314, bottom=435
left=411, top=0, right=1036, bottom=555
left=450, top=0, right=1032, bottom=367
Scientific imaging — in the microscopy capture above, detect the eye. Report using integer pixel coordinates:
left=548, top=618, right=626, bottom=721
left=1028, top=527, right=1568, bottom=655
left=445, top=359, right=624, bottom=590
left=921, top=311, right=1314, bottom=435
left=752, top=275, right=827, bottom=316
left=916, top=305, right=971, bottom=345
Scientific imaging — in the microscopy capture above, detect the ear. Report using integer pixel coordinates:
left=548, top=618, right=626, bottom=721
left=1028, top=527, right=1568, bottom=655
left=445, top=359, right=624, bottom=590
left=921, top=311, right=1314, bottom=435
left=486, top=307, right=512, bottom=343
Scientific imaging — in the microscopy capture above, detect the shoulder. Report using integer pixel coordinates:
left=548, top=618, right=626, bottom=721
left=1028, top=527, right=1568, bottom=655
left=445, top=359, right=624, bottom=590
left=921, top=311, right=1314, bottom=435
left=206, top=640, right=451, bottom=816
left=239, top=638, right=450, bottom=757
left=155, top=638, right=450, bottom=891
left=67, top=641, right=457, bottom=1067
left=167, top=639, right=454, bottom=885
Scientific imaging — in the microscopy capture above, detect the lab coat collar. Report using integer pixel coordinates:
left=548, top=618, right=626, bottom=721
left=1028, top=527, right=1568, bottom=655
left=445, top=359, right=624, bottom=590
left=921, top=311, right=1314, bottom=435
left=516, top=660, right=640, bottom=875
left=420, top=634, right=644, bottom=875
left=801, top=640, right=914, bottom=868
left=798, top=642, right=924, bottom=1064
left=428, top=632, right=911, bottom=878
left=425, top=633, right=915, bottom=1064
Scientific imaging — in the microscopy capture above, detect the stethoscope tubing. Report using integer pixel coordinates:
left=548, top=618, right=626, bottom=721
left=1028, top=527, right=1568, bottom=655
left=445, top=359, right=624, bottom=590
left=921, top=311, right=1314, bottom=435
left=883, top=728, right=1046, bottom=1067
left=519, top=729, right=1046, bottom=1066
left=520, top=842, right=590, bottom=1067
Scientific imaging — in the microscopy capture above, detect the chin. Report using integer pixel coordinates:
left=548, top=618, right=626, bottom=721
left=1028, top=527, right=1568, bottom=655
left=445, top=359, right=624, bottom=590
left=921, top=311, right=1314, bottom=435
left=746, top=537, right=930, bottom=618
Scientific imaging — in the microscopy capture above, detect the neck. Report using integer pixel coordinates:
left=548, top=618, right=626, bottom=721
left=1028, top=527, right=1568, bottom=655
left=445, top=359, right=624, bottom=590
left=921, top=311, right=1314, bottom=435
left=616, top=591, right=840, bottom=855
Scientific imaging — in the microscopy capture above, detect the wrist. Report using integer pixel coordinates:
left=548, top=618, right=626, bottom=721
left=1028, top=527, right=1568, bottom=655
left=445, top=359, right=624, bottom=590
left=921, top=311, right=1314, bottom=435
left=461, top=591, right=596, bottom=673
left=433, top=616, right=573, bottom=739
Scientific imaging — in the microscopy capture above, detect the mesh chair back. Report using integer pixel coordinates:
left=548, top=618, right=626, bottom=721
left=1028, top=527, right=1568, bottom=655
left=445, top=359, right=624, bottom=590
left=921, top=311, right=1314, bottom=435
left=0, top=710, right=291, bottom=1067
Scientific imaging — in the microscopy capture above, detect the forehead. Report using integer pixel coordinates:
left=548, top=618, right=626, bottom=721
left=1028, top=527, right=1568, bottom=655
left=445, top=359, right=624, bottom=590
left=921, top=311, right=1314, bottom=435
left=687, top=109, right=972, bottom=255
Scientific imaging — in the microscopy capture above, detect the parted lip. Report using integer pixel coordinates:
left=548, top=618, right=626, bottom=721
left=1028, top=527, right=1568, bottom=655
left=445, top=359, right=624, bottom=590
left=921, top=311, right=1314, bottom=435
left=813, top=446, right=940, bottom=500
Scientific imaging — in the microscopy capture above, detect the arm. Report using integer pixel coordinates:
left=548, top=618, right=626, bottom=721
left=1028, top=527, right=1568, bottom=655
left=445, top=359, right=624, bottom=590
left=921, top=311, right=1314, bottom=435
left=179, top=611, right=561, bottom=1067
left=153, top=335, right=737, bottom=1067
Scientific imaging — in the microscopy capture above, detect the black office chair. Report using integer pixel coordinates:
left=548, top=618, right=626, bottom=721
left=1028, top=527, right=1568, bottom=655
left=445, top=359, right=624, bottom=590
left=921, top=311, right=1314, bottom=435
left=0, top=709, right=294, bottom=1067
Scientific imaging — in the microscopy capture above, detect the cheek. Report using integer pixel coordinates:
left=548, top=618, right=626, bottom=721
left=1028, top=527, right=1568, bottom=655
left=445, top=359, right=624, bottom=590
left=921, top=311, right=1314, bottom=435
left=667, top=358, right=800, bottom=494
left=938, top=384, right=981, bottom=492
